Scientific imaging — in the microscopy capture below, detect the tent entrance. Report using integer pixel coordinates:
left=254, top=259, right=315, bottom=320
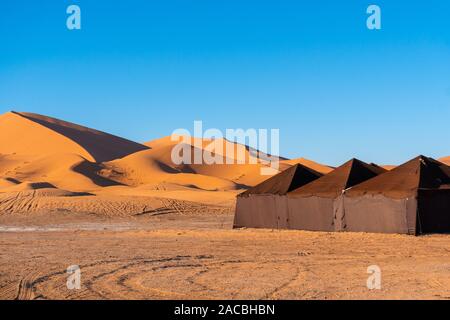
left=417, top=190, right=450, bottom=234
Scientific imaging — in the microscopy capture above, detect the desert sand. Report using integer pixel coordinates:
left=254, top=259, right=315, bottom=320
left=1, top=213, right=450, bottom=300
left=0, top=110, right=331, bottom=211
left=1, top=111, right=449, bottom=300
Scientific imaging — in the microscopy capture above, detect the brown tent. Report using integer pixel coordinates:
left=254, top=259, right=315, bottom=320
left=343, top=156, right=450, bottom=235
left=287, top=159, right=387, bottom=232
left=233, top=163, right=323, bottom=229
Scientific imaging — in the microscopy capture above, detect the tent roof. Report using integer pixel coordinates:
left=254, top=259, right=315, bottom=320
left=238, top=163, right=323, bottom=197
left=346, top=155, right=450, bottom=199
left=288, top=158, right=387, bottom=198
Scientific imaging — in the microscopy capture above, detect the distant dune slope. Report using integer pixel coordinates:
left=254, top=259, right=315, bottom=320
left=103, top=148, right=240, bottom=191
left=102, top=136, right=336, bottom=189
left=0, top=111, right=148, bottom=162
left=140, top=136, right=289, bottom=187
left=145, top=136, right=285, bottom=164
left=439, top=156, right=450, bottom=166
left=0, top=153, right=120, bottom=192
left=0, top=111, right=337, bottom=197
left=280, top=157, right=334, bottom=174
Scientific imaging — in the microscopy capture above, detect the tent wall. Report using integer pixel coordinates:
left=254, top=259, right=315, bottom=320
left=287, top=196, right=334, bottom=231
left=342, top=195, right=417, bottom=235
left=235, top=190, right=450, bottom=235
left=234, top=195, right=289, bottom=229
left=417, top=190, right=450, bottom=234
left=275, top=196, right=289, bottom=229
left=333, top=195, right=345, bottom=232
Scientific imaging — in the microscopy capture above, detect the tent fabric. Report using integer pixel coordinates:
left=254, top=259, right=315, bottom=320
left=234, top=195, right=277, bottom=229
left=343, top=156, right=450, bottom=235
left=284, top=159, right=387, bottom=232
left=234, top=156, right=450, bottom=235
left=286, top=196, right=335, bottom=231
left=341, top=194, right=416, bottom=234
left=234, top=195, right=289, bottom=229
left=288, top=159, right=387, bottom=198
left=345, top=155, right=450, bottom=199
left=238, top=163, right=323, bottom=197
left=234, top=164, right=323, bottom=229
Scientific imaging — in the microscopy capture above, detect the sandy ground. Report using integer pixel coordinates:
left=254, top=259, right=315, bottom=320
left=1, top=211, right=450, bottom=300
left=2, top=105, right=450, bottom=301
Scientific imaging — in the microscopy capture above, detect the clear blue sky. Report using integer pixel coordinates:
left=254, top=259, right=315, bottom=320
left=1, top=1, right=450, bottom=166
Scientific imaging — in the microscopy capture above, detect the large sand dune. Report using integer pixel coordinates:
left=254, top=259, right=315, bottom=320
left=0, top=110, right=412, bottom=216
left=0, top=111, right=148, bottom=162
left=106, top=137, right=282, bottom=188
left=1, top=110, right=449, bottom=210
left=0, top=111, right=299, bottom=196
left=0, top=153, right=119, bottom=192
left=0, top=111, right=288, bottom=214
left=103, top=147, right=239, bottom=191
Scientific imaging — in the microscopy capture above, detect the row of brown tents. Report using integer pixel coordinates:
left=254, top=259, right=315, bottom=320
left=234, top=156, right=450, bottom=235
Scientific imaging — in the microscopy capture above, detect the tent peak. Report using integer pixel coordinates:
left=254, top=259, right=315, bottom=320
left=289, top=158, right=386, bottom=198
left=239, top=162, right=323, bottom=197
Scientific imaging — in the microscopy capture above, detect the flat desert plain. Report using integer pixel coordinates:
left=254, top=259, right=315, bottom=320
left=1, top=111, right=450, bottom=300
left=1, top=206, right=450, bottom=300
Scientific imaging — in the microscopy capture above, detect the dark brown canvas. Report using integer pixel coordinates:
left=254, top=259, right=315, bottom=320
left=344, top=156, right=450, bottom=235
left=289, top=159, right=387, bottom=198
left=238, top=163, right=323, bottom=197
left=346, top=155, right=450, bottom=199
left=287, top=197, right=335, bottom=231
left=342, top=195, right=417, bottom=234
left=234, top=163, right=323, bottom=229
left=417, top=189, right=450, bottom=234
left=285, top=159, right=387, bottom=232
left=235, top=156, right=450, bottom=235
left=234, top=195, right=289, bottom=229
left=287, top=159, right=386, bottom=231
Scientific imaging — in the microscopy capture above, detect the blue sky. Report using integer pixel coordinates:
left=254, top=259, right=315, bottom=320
left=1, top=1, right=450, bottom=166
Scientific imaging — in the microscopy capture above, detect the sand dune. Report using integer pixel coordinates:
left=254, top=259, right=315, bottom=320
left=0, top=111, right=291, bottom=195
left=0, top=111, right=148, bottom=162
left=8, top=153, right=120, bottom=192
left=0, top=181, right=56, bottom=192
left=144, top=135, right=277, bottom=163
left=103, top=148, right=240, bottom=191
left=105, top=137, right=249, bottom=190
left=0, top=152, right=120, bottom=192
left=439, top=156, right=450, bottom=166
left=0, top=177, right=20, bottom=188
left=280, top=157, right=333, bottom=174
left=141, top=136, right=291, bottom=187
left=0, top=110, right=339, bottom=211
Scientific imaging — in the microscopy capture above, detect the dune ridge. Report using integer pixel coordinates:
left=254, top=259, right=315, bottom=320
left=16, top=111, right=150, bottom=162
left=0, top=110, right=356, bottom=214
